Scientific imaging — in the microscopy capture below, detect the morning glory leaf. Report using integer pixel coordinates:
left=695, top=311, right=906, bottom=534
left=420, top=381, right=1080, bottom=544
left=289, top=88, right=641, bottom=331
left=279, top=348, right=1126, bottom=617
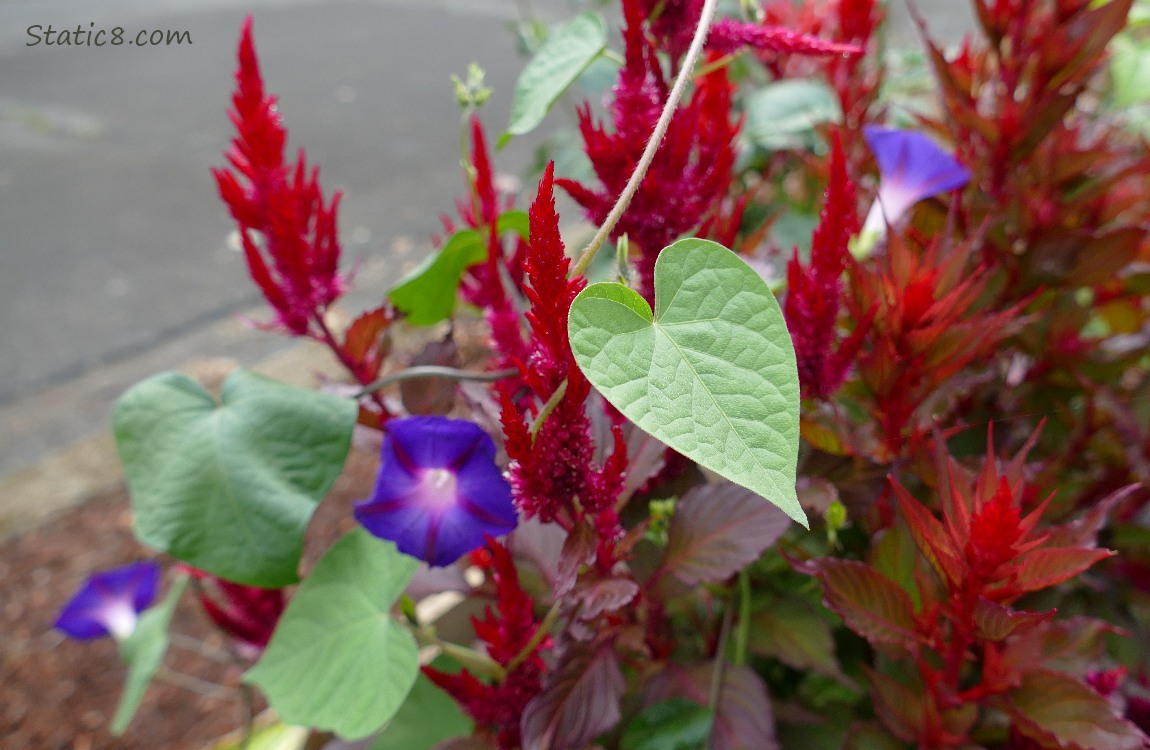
left=114, top=369, right=357, bottom=588
left=568, top=239, right=804, bottom=526
left=389, top=212, right=531, bottom=326
left=112, top=575, right=189, bottom=735
left=744, top=79, right=841, bottom=151
left=501, top=13, right=608, bottom=147
left=246, top=529, right=421, bottom=740
left=389, top=229, right=487, bottom=326
left=369, top=659, right=473, bottom=749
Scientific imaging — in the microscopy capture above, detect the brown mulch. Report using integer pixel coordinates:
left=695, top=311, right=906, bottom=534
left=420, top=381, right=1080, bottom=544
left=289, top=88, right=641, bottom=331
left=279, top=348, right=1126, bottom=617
left=1, top=446, right=378, bottom=750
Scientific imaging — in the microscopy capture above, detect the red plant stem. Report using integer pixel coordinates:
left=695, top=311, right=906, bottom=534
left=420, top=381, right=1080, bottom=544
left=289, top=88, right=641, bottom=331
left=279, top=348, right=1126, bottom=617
left=311, top=315, right=390, bottom=415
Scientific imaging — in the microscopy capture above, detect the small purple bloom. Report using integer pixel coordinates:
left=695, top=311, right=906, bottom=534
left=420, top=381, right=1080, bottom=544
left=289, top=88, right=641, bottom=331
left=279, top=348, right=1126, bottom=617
left=861, top=125, right=971, bottom=236
left=55, top=561, right=161, bottom=640
left=355, top=416, right=518, bottom=567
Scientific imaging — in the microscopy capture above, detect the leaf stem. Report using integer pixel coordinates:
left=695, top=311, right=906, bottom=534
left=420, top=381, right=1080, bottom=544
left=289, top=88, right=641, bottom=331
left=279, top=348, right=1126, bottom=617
left=414, top=624, right=507, bottom=681
left=708, top=598, right=734, bottom=729
left=734, top=569, right=751, bottom=667
left=239, top=683, right=255, bottom=750
left=504, top=599, right=563, bottom=676
left=569, top=0, right=720, bottom=278
left=355, top=366, right=520, bottom=398
left=154, top=665, right=231, bottom=699
left=529, top=378, right=568, bottom=440
left=168, top=632, right=235, bottom=664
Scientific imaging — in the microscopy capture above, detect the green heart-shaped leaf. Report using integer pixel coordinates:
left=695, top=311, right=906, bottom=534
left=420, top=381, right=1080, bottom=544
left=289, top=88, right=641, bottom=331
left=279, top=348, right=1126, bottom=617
left=500, top=12, right=607, bottom=147
left=568, top=239, right=804, bottom=526
left=246, top=529, right=421, bottom=740
left=112, top=575, right=188, bottom=735
left=113, top=369, right=357, bottom=587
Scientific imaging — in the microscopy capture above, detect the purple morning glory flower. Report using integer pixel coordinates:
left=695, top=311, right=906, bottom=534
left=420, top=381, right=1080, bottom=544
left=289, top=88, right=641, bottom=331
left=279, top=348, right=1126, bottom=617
left=355, top=416, right=518, bottom=567
left=861, top=125, right=971, bottom=237
left=54, top=561, right=161, bottom=640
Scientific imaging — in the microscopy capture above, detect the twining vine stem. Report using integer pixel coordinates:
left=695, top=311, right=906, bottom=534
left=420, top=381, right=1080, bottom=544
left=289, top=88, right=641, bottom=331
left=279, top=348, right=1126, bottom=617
left=569, top=0, right=720, bottom=278
left=355, top=366, right=520, bottom=398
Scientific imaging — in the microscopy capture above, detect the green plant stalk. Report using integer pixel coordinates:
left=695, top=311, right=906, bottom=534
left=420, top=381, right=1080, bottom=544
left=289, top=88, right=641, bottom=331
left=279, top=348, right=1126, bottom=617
left=529, top=377, right=568, bottom=440
left=708, top=599, right=734, bottom=735
left=569, top=0, right=721, bottom=278
left=504, top=599, right=564, bottom=676
left=734, top=569, right=751, bottom=668
left=415, top=624, right=507, bottom=681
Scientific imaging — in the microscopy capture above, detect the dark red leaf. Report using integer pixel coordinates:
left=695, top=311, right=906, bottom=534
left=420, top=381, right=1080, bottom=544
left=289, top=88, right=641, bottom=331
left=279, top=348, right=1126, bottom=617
left=890, top=479, right=964, bottom=587
left=1067, top=227, right=1144, bottom=287
left=797, top=558, right=923, bottom=647
left=866, top=668, right=925, bottom=743
left=749, top=599, right=841, bottom=677
left=656, top=482, right=792, bottom=587
left=555, top=519, right=596, bottom=598
left=1007, top=547, right=1114, bottom=595
left=1041, top=485, right=1137, bottom=549
left=508, top=517, right=567, bottom=594
left=1000, top=617, right=1125, bottom=684
left=1004, top=670, right=1148, bottom=750
left=572, top=578, right=640, bottom=620
left=520, top=639, right=624, bottom=750
left=972, top=598, right=1055, bottom=642
left=399, top=337, right=461, bottom=416
left=343, top=305, right=392, bottom=376
left=841, top=722, right=907, bottom=750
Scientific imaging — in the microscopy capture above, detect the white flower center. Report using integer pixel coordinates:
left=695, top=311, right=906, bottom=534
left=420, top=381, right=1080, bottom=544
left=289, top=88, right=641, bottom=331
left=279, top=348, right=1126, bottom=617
left=100, top=598, right=140, bottom=641
left=419, top=468, right=459, bottom=509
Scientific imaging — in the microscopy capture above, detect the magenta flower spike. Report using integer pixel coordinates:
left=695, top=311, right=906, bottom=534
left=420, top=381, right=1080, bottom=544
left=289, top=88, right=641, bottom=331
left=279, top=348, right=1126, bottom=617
left=54, top=561, right=161, bottom=641
left=355, top=416, right=518, bottom=567
left=860, top=125, right=971, bottom=241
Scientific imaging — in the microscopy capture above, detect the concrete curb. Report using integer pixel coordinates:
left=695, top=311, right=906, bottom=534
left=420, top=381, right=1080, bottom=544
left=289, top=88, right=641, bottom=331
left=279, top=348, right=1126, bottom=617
left=0, top=254, right=399, bottom=541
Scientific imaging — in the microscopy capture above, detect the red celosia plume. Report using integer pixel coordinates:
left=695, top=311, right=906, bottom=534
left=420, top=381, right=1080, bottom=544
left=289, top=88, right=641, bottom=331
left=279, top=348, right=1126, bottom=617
left=423, top=538, right=549, bottom=750
left=707, top=17, right=862, bottom=58
left=499, top=164, right=627, bottom=526
left=784, top=131, right=872, bottom=399
left=212, top=17, right=347, bottom=336
left=450, top=116, right=530, bottom=373
left=557, top=0, right=739, bottom=302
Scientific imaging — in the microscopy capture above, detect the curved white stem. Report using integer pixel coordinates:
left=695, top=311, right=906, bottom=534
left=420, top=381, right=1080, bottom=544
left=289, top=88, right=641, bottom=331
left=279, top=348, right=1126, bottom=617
left=570, top=0, right=721, bottom=278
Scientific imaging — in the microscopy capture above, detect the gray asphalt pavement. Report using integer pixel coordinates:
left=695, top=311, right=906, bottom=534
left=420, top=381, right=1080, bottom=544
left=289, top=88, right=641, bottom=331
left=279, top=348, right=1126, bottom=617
left=0, top=0, right=570, bottom=408
left=0, top=0, right=972, bottom=478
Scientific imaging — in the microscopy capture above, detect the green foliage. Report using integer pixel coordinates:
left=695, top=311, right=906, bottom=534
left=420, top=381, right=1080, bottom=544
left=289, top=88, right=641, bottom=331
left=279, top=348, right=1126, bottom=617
left=568, top=239, right=804, bottom=525
left=743, top=79, right=841, bottom=151
left=369, top=663, right=474, bottom=749
left=389, top=230, right=487, bottom=326
left=245, top=529, right=421, bottom=740
left=113, top=576, right=189, bottom=735
left=620, top=699, right=713, bottom=750
left=389, top=212, right=530, bottom=326
left=501, top=13, right=608, bottom=146
left=113, top=370, right=356, bottom=588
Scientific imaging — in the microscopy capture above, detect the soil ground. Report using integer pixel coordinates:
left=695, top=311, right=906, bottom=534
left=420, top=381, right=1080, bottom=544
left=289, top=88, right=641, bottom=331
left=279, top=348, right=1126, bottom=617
left=0, top=446, right=378, bottom=750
